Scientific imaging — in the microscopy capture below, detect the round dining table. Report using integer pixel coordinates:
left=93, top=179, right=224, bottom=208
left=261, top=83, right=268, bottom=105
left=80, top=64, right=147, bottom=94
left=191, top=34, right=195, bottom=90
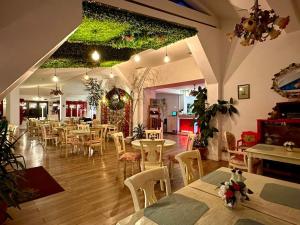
left=131, top=139, right=176, bottom=150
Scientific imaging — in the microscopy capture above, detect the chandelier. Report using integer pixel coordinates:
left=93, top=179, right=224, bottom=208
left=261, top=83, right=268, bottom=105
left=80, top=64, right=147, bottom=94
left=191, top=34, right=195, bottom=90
left=228, top=0, right=289, bottom=46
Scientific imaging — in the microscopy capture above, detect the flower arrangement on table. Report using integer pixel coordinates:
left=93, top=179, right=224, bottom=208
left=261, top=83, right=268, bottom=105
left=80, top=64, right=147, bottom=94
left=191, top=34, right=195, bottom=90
left=218, top=169, right=253, bottom=208
left=283, top=141, right=295, bottom=151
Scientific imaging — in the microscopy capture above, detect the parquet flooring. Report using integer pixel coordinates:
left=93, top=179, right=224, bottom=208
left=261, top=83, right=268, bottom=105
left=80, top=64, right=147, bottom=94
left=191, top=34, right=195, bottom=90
left=5, top=134, right=227, bottom=225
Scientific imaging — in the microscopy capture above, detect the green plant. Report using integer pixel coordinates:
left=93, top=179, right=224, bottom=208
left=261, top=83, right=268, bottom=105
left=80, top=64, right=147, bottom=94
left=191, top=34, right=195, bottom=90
left=192, top=86, right=238, bottom=147
left=85, top=78, right=104, bottom=109
left=0, top=118, right=25, bottom=221
left=132, top=123, right=145, bottom=140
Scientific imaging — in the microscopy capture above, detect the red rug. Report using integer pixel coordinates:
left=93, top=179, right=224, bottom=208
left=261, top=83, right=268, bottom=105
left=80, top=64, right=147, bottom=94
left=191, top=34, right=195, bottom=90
left=15, top=166, right=64, bottom=203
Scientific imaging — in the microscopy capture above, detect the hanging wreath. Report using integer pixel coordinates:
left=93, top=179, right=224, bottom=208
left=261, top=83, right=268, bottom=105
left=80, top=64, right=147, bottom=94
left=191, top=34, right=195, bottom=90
left=106, top=87, right=131, bottom=110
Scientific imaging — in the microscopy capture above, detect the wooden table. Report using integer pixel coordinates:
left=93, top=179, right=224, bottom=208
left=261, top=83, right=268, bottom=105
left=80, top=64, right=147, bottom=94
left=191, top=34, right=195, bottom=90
left=131, top=139, right=176, bottom=150
left=246, top=144, right=300, bottom=173
left=117, top=167, right=297, bottom=225
left=189, top=167, right=300, bottom=225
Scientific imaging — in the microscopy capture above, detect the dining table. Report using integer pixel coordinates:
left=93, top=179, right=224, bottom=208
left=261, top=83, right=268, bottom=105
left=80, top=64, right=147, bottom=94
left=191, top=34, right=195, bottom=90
left=117, top=167, right=300, bottom=225
left=246, top=144, right=300, bottom=173
left=131, top=139, right=176, bottom=150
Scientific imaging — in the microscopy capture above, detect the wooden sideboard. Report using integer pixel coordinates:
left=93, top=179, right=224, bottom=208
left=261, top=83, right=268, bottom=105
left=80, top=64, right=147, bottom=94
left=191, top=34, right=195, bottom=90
left=257, top=119, right=300, bottom=147
left=257, top=119, right=300, bottom=182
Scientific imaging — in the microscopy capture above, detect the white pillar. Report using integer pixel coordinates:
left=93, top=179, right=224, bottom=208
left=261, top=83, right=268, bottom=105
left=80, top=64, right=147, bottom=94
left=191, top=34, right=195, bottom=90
left=60, top=94, right=66, bottom=122
left=6, top=87, right=20, bottom=125
left=206, top=82, right=221, bottom=161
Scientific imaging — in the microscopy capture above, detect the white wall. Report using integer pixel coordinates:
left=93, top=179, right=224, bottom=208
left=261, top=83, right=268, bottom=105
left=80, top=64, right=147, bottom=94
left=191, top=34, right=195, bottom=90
left=0, top=0, right=82, bottom=100
left=156, top=93, right=180, bottom=118
left=144, top=57, right=204, bottom=88
left=223, top=31, right=300, bottom=139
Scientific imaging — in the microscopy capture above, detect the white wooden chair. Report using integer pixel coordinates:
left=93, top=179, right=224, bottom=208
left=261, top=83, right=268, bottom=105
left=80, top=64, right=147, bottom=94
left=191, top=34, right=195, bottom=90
left=106, top=125, right=117, bottom=142
left=77, top=124, right=90, bottom=131
left=175, top=150, right=204, bottom=186
left=124, top=166, right=171, bottom=212
left=168, top=132, right=196, bottom=178
left=112, top=132, right=141, bottom=181
left=145, top=130, right=162, bottom=139
left=140, top=139, right=165, bottom=171
left=224, top=131, right=262, bottom=174
left=84, top=127, right=105, bottom=157
left=41, top=125, right=58, bottom=148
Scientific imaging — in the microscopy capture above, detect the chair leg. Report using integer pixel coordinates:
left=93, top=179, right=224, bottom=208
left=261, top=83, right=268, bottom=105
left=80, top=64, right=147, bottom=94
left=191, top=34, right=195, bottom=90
left=169, top=161, right=173, bottom=179
left=160, top=180, right=164, bottom=191
left=123, top=161, right=127, bottom=180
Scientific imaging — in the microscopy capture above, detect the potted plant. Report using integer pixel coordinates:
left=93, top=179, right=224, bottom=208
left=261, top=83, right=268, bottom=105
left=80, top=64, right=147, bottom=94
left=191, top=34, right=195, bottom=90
left=0, top=117, right=25, bottom=224
left=132, top=123, right=145, bottom=140
left=192, top=86, right=238, bottom=159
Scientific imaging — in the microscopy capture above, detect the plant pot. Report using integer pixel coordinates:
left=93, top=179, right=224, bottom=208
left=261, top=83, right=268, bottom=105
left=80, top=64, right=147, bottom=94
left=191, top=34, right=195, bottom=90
left=0, top=202, right=8, bottom=225
left=195, top=147, right=208, bottom=160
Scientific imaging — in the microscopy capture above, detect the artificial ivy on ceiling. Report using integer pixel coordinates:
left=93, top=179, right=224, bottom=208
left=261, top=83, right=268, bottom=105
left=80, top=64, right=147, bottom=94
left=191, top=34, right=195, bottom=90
left=71, top=1, right=198, bottom=49
left=42, top=1, right=198, bottom=68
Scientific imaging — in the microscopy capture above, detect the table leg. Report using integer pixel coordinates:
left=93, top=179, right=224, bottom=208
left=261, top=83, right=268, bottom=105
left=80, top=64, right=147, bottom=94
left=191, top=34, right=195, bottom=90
left=248, top=154, right=253, bottom=173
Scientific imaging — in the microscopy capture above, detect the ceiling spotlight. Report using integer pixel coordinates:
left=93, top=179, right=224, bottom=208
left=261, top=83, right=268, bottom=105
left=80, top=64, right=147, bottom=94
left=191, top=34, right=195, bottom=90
left=91, top=50, right=100, bottom=61
left=164, top=46, right=170, bottom=63
left=52, top=75, right=59, bottom=82
left=134, top=54, right=141, bottom=62
left=109, top=72, right=114, bottom=79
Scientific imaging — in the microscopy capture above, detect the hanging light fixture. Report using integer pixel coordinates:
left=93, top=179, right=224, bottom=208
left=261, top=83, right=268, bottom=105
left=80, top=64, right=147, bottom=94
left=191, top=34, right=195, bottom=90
left=189, top=84, right=198, bottom=96
left=133, top=54, right=141, bottom=62
left=50, top=68, right=63, bottom=96
left=84, top=68, right=89, bottom=80
left=163, top=46, right=170, bottom=63
left=91, top=50, right=100, bottom=61
left=228, top=0, right=289, bottom=46
left=109, top=67, right=114, bottom=78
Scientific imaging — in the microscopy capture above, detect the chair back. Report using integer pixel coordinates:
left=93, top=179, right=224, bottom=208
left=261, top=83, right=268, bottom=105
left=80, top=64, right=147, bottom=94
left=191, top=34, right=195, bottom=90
left=77, top=124, right=90, bottom=131
left=124, top=166, right=171, bottom=212
left=140, top=139, right=164, bottom=171
left=145, top=130, right=161, bottom=139
left=175, top=150, right=203, bottom=186
left=112, top=132, right=126, bottom=158
left=224, top=131, right=236, bottom=151
left=224, top=131, right=248, bottom=170
left=186, top=132, right=196, bottom=151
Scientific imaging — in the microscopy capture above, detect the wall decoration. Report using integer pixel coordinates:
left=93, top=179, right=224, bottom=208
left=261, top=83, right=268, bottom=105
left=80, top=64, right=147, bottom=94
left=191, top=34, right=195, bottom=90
left=106, top=87, right=131, bottom=111
left=101, top=88, right=132, bottom=137
left=228, top=0, right=289, bottom=46
left=238, top=84, right=250, bottom=100
left=271, top=63, right=300, bottom=99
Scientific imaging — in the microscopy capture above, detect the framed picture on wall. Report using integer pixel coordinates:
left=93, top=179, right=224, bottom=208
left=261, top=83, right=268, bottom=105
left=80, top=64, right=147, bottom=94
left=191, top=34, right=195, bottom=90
left=238, top=84, right=250, bottom=99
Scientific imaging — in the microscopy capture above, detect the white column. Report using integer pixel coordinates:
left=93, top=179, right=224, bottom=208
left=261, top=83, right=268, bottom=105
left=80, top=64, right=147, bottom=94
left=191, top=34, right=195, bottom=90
left=206, top=82, right=221, bottom=161
left=60, top=94, right=66, bottom=122
left=6, top=87, right=20, bottom=125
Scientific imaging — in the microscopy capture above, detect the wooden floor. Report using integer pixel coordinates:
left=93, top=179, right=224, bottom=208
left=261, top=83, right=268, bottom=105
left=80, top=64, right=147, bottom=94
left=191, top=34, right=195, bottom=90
left=6, top=134, right=227, bottom=225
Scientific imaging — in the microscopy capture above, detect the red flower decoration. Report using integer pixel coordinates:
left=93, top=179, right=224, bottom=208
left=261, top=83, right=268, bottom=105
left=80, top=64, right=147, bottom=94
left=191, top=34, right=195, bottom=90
left=232, top=183, right=240, bottom=191
left=225, top=190, right=234, bottom=198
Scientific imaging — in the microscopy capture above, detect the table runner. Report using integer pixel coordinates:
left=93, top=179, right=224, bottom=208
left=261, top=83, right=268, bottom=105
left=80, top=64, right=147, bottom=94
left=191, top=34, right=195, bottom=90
left=144, top=193, right=209, bottom=225
left=260, top=183, right=300, bottom=209
left=234, top=219, right=265, bottom=225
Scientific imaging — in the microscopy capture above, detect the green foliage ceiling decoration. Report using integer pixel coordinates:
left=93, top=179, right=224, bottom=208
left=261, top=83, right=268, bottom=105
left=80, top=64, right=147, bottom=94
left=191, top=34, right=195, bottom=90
left=42, top=1, right=198, bottom=68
